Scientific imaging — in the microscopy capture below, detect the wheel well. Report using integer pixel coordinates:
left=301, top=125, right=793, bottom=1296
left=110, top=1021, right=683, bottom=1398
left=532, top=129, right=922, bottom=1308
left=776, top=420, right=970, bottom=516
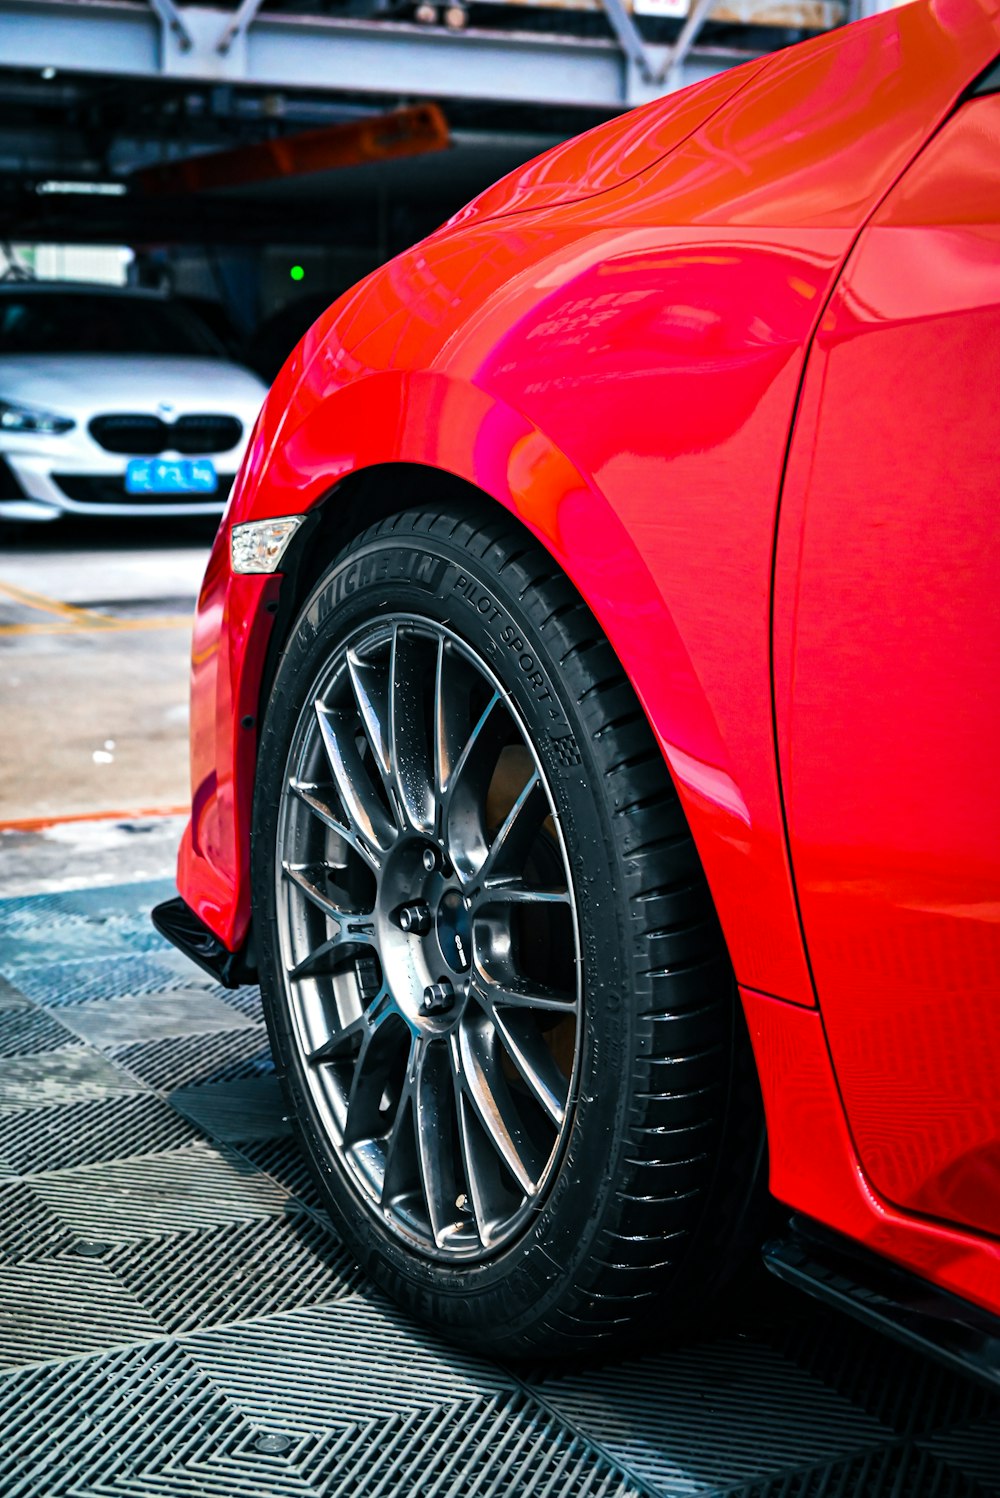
left=250, top=460, right=768, bottom=1169
left=255, top=462, right=499, bottom=726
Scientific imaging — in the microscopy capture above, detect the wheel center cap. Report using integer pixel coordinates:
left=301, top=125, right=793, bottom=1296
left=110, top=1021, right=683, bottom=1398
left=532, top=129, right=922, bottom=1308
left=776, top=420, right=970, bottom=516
left=436, top=888, right=471, bottom=973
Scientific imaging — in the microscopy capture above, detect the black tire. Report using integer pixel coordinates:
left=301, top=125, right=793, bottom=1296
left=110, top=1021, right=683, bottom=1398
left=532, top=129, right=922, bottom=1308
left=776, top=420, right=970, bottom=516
left=252, top=499, right=766, bottom=1357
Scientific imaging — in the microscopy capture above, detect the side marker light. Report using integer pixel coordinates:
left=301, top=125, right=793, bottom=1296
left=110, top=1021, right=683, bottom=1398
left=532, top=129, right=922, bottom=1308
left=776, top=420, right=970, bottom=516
left=231, top=515, right=305, bottom=574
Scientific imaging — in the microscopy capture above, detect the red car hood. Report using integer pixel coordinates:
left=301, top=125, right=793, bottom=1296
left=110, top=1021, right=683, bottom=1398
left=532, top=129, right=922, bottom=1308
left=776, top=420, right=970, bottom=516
left=447, top=58, right=768, bottom=228
left=448, top=0, right=1000, bottom=233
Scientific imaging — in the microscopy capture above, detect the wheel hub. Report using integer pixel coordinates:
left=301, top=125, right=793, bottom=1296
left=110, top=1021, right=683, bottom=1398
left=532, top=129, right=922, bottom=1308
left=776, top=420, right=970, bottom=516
left=435, top=888, right=472, bottom=974
left=375, top=836, right=473, bottom=1029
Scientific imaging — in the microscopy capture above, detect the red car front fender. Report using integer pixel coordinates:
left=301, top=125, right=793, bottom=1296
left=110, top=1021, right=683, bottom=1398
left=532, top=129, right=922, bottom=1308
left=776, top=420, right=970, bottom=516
left=183, top=366, right=809, bottom=1007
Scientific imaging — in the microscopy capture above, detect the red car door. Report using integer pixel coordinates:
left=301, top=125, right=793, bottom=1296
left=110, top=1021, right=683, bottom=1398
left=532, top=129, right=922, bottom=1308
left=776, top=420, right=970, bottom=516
left=773, top=85, right=1000, bottom=1239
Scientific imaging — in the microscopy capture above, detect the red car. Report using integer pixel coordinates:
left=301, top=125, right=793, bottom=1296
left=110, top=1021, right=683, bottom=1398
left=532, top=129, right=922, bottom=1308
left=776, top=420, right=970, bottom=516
left=156, top=0, right=1000, bottom=1377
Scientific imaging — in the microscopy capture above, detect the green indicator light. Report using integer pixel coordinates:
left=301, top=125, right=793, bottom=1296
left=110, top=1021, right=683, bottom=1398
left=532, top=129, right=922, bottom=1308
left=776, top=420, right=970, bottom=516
left=289, top=264, right=305, bottom=282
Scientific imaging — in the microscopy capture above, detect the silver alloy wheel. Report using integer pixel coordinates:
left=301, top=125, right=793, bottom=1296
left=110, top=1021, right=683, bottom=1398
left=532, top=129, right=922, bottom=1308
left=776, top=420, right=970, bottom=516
left=275, top=615, right=582, bottom=1261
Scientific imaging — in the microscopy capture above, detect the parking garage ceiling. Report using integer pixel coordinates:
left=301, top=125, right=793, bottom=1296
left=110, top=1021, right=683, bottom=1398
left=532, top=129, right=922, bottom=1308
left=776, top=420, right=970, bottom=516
left=0, top=0, right=827, bottom=247
left=0, top=70, right=577, bottom=244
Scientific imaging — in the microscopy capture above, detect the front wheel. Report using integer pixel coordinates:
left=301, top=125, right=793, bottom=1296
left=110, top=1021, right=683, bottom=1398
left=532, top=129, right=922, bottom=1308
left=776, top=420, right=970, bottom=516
left=252, top=501, right=765, bottom=1356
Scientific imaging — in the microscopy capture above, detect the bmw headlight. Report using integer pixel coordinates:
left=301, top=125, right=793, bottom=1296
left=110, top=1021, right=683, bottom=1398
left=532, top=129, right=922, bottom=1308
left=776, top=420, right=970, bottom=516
left=0, top=400, right=75, bottom=435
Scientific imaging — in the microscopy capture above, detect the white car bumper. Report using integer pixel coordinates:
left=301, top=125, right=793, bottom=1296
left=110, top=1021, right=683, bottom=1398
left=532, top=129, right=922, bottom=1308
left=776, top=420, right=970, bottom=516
left=0, top=432, right=243, bottom=522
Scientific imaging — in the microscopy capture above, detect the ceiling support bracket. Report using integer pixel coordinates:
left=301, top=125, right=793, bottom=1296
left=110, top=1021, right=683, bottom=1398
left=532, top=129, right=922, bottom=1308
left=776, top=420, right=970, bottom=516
left=601, top=0, right=715, bottom=90
left=147, top=0, right=193, bottom=53
left=215, top=0, right=268, bottom=57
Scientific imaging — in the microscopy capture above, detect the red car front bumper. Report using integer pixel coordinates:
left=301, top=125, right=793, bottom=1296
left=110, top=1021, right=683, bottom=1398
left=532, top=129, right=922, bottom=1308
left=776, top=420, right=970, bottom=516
left=177, top=521, right=281, bottom=952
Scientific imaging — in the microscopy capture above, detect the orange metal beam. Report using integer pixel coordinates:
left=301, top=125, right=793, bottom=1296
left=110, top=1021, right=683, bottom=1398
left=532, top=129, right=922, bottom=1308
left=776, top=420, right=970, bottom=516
left=137, top=103, right=450, bottom=196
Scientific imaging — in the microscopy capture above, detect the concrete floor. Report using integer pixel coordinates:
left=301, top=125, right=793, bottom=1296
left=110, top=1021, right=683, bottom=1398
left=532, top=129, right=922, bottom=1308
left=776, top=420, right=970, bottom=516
left=0, top=516, right=215, bottom=893
left=0, top=813, right=189, bottom=899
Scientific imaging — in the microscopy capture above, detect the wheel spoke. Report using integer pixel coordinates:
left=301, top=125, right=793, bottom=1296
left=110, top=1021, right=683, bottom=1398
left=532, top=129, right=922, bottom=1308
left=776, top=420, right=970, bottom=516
left=389, top=627, right=435, bottom=834
left=450, top=1037, right=492, bottom=1246
left=434, top=636, right=471, bottom=800
left=281, top=861, right=373, bottom=925
left=287, top=933, right=372, bottom=982
left=444, top=691, right=509, bottom=879
left=380, top=1072, right=419, bottom=1208
left=342, top=1001, right=410, bottom=1147
left=477, top=771, right=548, bottom=886
left=457, top=1018, right=543, bottom=1197
left=288, top=780, right=381, bottom=873
left=346, top=645, right=391, bottom=778
left=413, top=1039, right=462, bottom=1246
left=282, top=862, right=376, bottom=983
left=489, top=1007, right=570, bottom=1127
left=449, top=691, right=503, bottom=800
left=478, top=877, right=571, bottom=909
left=476, top=977, right=577, bottom=1015
left=307, top=988, right=390, bottom=1064
left=315, top=701, right=395, bottom=853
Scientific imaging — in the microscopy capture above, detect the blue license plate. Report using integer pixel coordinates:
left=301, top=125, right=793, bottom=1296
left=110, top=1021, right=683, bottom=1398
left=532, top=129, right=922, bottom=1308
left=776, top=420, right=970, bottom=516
left=125, top=458, right=217, bottom=495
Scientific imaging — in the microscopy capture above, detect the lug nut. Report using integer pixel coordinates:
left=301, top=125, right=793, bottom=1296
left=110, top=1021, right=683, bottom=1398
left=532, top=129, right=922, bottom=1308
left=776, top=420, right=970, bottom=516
left=421, top=847, right=438, bottom=874
left=398, top=902, right=431, bottom=934
left=421, top=979, right=455, bottom=1015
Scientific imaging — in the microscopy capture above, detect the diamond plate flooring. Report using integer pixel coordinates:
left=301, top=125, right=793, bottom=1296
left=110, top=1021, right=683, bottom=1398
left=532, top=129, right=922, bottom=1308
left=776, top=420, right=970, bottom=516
left=0, top=877, right=996, bottom=1498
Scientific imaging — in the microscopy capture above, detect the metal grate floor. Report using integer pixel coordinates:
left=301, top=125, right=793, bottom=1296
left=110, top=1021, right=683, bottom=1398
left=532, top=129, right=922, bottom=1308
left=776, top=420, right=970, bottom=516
left=0, top=878, right=997, bottom=1498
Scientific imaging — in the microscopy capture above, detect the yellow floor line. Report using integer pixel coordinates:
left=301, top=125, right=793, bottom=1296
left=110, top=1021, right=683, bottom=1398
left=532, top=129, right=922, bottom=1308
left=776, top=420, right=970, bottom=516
left=0, top=577, right=114, bottom=625
left=0, top=615, right=192, bottom=637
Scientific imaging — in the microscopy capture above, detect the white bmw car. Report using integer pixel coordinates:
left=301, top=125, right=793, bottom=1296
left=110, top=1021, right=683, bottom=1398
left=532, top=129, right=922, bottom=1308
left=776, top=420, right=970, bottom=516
left=0, top=283, right=268, bottom=526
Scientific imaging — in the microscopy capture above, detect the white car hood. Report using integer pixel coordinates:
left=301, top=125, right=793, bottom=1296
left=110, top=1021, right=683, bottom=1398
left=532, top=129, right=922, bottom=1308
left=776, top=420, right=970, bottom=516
left=0, top=354, right=268, bottom=418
